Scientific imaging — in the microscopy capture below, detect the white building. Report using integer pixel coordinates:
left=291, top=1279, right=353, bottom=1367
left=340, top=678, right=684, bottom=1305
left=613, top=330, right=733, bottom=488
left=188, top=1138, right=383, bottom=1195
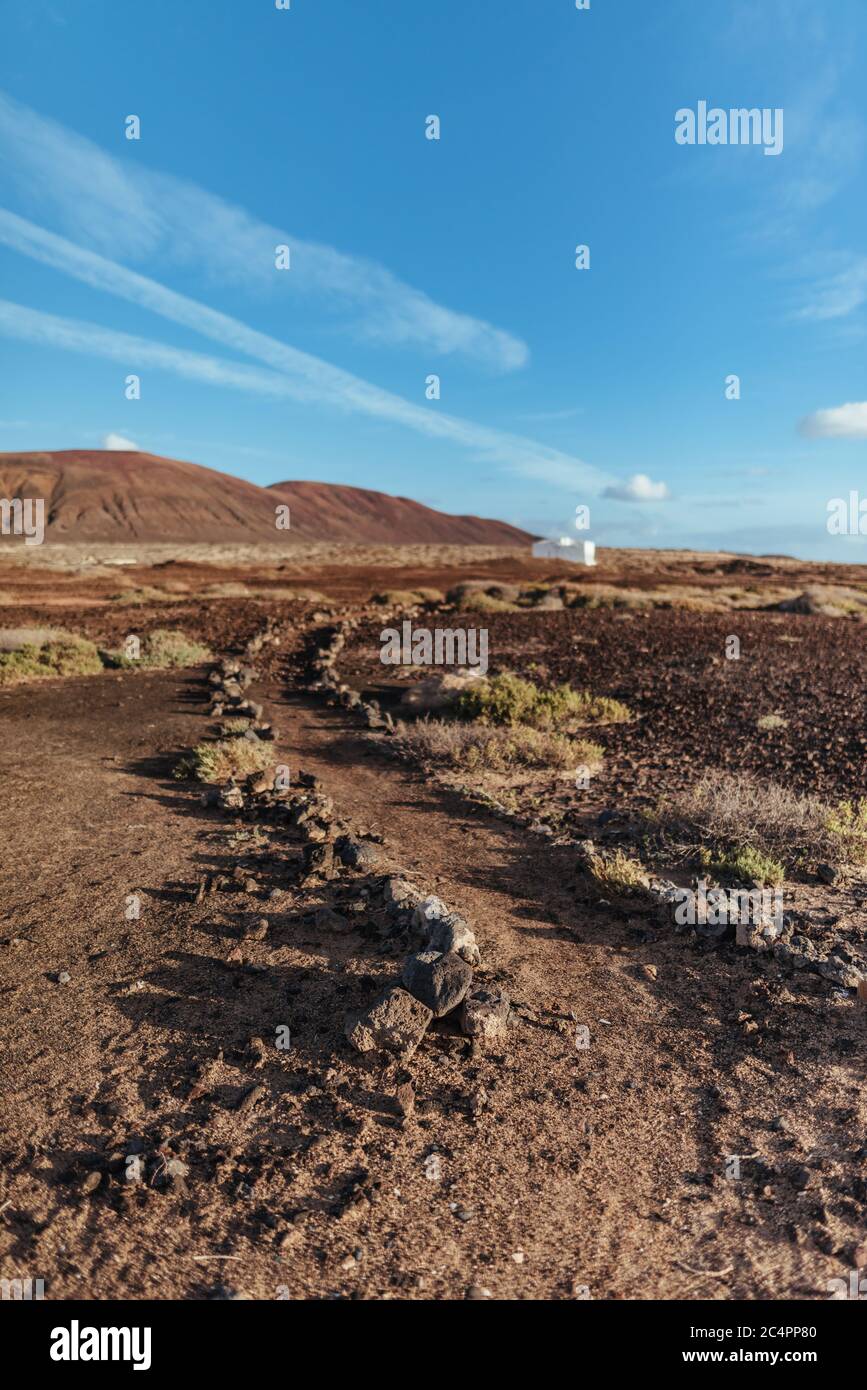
left=531, top=536, right=596, bottom=566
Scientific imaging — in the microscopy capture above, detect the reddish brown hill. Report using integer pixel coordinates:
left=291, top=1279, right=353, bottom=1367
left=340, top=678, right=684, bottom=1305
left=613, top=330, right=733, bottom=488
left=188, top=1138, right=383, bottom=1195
left=0, top=451, right=532, bottom=545
left=266, top=479, right=532, bottom=545
left=0, top=450, right=281, bottom=543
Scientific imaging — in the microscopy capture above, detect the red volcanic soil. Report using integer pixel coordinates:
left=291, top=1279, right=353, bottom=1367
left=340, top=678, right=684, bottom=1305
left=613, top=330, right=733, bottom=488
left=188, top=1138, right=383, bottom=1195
left=266, top=479, right=533, bottom=546
left=0, top=450, right=532, bottom=546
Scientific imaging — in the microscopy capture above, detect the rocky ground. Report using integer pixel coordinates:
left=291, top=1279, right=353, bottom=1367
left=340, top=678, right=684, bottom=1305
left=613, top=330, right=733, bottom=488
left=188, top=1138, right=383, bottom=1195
left=1, top=550, right=865, bottom=1301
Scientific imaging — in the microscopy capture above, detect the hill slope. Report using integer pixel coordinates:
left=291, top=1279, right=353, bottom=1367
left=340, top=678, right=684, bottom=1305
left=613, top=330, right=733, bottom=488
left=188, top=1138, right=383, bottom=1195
left=266, top=479, right=532, bottom=545
left=0, top=451, right=532, bottom=545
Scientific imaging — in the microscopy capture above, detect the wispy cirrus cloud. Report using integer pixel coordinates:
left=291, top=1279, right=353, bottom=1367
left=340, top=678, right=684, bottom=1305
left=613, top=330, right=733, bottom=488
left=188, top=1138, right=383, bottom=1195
left=515, top=406, right=584, bottom=424
left=714, top=3, right=867, bottom=327
left=0, top=95, right=612, bottom=499
left=0, top=293, right=610, bottom=494
left=791, top=254, right=867, bottom=321
left=800, top=401, right=867, bottom=439
left=0, top=90, right=528, bottom=372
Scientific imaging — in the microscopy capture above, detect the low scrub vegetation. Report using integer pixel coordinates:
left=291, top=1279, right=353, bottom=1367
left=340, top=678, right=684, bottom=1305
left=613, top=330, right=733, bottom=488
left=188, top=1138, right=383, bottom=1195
left=373, top=588, right=445, bottom=607
left=825, top=799, right=867, bottom=863
left=588, top=848, right=651, bottom=898
left=648, top=771, right=867, bottom=878
left=219, top=716, right=254, bottom=737
left=0, top=632, right=103, bottom=686
left=108, top=585, right=175, bottom=605
left=0, top=625, right=212, bottom=686
left=456, top=672, right=631, bottom=730
left=396, top=715, right=603, bottom=772
left=0, top=626, right=70, bottom=651
left=698, top=844, right=785, bottom=888
left=453, top=590, right=520, bottom=614
left=756, top=714, right=788, bottom=731
left=776, top=584, right=867, bottom=617
left=174, top=738, right=271, bottom=783
left=104, top=629, right=212, bottom=669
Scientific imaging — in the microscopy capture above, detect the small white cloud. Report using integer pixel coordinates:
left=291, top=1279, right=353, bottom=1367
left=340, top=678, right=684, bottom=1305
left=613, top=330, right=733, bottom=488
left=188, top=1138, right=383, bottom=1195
left=102, top=432, right=139, bottom=450
left=799, top=401, right=867, bottom=439
left=602, top=473, right=671, bottom=502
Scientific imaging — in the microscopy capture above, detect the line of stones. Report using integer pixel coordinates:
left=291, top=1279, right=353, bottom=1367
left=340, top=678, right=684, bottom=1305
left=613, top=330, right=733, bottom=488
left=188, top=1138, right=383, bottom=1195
left=572, top=843, right=864, bottom=989
left=202, top=618, right=512, bottom=1062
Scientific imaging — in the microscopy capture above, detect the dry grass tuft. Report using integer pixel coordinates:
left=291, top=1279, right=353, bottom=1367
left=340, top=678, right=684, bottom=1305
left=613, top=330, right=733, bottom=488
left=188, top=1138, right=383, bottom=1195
left=174, top=739, right=272, bottom=783
left=219, top=717, right=254, bottom=737
left=587, top=849, right=651, bottom=897
left=649, top=771, right=867, bottom=875
left=373, top=588, right=445, bottom=606
left=105, top=629, right=212, bottom=669
left=396, top=716, right=603, bottom=772
left=451, top=590, right=520, bottom=613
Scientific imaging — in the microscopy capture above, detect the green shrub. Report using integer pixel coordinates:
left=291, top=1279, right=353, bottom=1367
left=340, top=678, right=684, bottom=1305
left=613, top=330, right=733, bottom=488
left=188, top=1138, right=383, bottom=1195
left=699, top=844, right=785, bottom=887
left=0, top=634, right=103, bottom=686
left=456, top=673, right=631, bottom=730
left=174, top=739, right=271, bottom=784
left=825, top=799, right=867, bottom=864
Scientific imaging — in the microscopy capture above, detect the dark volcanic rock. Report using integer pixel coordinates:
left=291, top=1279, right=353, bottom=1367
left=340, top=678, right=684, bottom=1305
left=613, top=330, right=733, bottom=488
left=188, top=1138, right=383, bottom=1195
left=401, top=950, right=473, bottom=1018
left=335, top=836, right=381, bottom=870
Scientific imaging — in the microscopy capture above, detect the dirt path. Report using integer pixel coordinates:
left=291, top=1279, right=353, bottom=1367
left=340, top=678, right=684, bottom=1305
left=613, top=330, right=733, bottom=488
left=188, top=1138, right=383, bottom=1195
left=0, top=666, right=862, bottom=1301
left=245, top=685, right=865, bottom=1300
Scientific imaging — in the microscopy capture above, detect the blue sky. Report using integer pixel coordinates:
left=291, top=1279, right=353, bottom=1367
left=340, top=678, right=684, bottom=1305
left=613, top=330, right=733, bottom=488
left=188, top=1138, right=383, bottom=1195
left=0, top=0, right=865, bottom=558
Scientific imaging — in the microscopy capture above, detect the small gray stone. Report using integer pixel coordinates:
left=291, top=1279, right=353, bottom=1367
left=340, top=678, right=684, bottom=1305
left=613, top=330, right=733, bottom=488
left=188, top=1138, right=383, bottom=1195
left=427, top=913, right=481, bottom=966
left=816, top=947, right=864, bottom=989
left=383, top=877, right=421, bottom=912
left=219, top=784, right=245, bottom=811
left=345, top=987, right=433, bottom=1058
left=314, top=906, right=351, bottom=933
left=773, top=936, right=818, bottom=970
left=412, top=895, right=450, bottom=930
left=460, top=985, right=510, bottom=1041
